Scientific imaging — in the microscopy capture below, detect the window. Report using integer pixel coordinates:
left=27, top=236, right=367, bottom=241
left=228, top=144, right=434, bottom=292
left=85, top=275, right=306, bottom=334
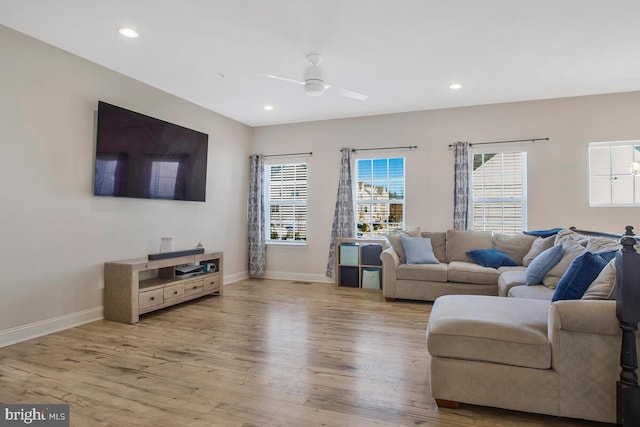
left=356, top=157, right=405, bottom=237
left=266, top=162, right=307, bottom=243
left=472, top=152, right=527, bottom=234
left=589, top=141, right=640, bottom=206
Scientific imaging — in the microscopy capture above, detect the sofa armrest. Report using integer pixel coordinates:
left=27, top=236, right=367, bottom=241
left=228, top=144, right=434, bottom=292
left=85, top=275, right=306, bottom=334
left=548, top=300, right=618, bottom=337
left=381, top=247, right=400, bottom=299
left=548, top=299, right=625, bottom=422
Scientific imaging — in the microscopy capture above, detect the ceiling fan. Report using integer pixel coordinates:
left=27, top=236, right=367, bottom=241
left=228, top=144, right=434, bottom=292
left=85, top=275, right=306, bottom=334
left=262, top=53, right=368, bottom=101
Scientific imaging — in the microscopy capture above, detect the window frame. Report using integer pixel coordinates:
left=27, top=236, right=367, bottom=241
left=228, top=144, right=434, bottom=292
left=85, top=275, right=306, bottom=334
left=264, top=160, right=308, bottom=245
left=354, top=156, right=406, bottom=239
left=588, top=140, right=640, bottom=207
left=471, top=150, right=528, bottom=234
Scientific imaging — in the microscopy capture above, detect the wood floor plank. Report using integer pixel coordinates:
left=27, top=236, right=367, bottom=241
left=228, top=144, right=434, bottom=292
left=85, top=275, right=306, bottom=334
left=0, top=279, right=608, bottom=426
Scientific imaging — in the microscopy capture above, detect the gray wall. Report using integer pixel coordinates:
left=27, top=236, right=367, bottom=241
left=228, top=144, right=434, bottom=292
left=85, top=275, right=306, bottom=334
left=0, top=26, right=252, bottom=342
left=252, top=91, right=640, bottom=281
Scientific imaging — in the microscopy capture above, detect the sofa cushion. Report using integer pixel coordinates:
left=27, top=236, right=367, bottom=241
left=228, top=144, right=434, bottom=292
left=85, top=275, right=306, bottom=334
left=396, top=263, right=448, bottom=282
left=421, top=231, right=447, bottom=262
left=585, top=236, right=621, bottom=253
left=493, top=233, right=537, bottom=265
left=498, top=270, right=527, bottom=296
left=497, top=265, right=527, bottom=273
left=522, top=235, right=556, bottom=267
left=508, top=285, right=554, bottom=300
left=552, top=251, right=612, bottom=301
left=467, top=248, right=517, bottom=268
left=582, top=259, right=617, bottom=300
left=447, top=261, right=500, bottom=285
left=445, top=229, right=493, bottom=263
left=525, top=244, right=564, bottom=285
left=386, top=227, right=421, bottom=264
left=543, top=241, right=587, bottom=289
left=554, top=229, right=589, bottom=246
left=427, top=295, right=552, bottom=369
left=401, top=236, right=439, bottom=264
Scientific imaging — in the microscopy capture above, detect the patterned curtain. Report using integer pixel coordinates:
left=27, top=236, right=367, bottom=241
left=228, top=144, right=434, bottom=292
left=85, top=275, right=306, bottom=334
left=326, top=148, right=355, bottom=278
left=248, top=154, right=266, bottom=277
left=453, top=141, right=470, bottom=230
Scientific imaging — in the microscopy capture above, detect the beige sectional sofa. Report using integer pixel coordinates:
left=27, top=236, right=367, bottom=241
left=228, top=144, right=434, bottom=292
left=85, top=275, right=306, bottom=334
left=427, top=295, right=635, bottom=423
left=381, top=228, right=537, bottom=301
left=421, top=228, right=636, bottom=423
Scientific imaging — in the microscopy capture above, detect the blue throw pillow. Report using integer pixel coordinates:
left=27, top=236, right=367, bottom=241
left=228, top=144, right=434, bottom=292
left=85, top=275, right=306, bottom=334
left=400, top=236, right=440, bottom=264
left=466, top=248, right=517, bottom=269
left=595, top=249, right=618, bottom=263
left=523, top=228, right=563, bottom=238
left=525, top=244, right=564, bottom=285
left=552, top=251, right=611, bottom=301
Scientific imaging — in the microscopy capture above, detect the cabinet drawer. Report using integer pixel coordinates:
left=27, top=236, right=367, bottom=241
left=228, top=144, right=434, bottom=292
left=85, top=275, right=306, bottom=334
left=139, top=288, right=164, bottom=309
left=164, top=283, right=184, bottom=301
left=204, top=275, right=220, bottom=292
left=184, top=279, right=204, bottom=297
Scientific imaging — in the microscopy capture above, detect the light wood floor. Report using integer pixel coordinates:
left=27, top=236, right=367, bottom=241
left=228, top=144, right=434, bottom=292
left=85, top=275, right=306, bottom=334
left=0, top=279, right=608, bottom=426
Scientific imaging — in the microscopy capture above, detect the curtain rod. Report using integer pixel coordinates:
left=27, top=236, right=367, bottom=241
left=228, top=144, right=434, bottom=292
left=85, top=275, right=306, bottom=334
left=262, top=151, right=313, bottom=158
left=346, top=145, right=418, bottom=153
left=448, top=137, right=549, bottom=148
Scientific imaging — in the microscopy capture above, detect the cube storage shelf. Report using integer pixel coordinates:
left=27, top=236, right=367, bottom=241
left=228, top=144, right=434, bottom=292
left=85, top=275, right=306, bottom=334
left=335, top=238, right=385, bottom=291
left=104, top=251, right=223, bottom=324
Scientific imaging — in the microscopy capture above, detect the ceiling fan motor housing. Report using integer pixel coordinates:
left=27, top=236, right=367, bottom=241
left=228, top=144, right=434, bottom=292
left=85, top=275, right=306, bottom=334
left=305, top=61, right=325, bottom=96
left=305, top=80, right=325, bottom=96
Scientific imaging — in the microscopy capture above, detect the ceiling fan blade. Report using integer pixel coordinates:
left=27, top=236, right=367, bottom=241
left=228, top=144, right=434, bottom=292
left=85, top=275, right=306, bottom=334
left=258, top=72, right=305, bottom=86
left=327, top=85, right=368, bottom=101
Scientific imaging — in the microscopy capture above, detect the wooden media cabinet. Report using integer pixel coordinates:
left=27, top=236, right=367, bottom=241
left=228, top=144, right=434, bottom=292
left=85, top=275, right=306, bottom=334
left=104, top=251, right=223, bottom=324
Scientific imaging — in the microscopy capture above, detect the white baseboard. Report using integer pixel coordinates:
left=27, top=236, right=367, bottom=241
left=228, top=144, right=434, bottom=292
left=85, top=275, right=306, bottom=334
left=223, top=271, right=249, bottom=284
left=0, top=306, right=103, bottom=348
left=263, top=270, right=334, bottom=284
left=0, top=271, right=328, bottom=348
left=223, top=270, right=332, bottom=284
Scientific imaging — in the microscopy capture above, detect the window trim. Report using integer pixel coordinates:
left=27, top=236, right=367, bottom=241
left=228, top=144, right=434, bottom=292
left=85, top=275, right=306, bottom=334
left=264, top=160, right=308, bottom=245
left=354, top=156, right=406, bottom=238
left=588, top=140, right=640, bottom=207
left=471, top=151, right=528, bottom=234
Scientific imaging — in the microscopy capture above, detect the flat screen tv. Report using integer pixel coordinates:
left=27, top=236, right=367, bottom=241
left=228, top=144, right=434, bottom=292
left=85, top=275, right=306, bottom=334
left=94, top=101, right=208, bottom=202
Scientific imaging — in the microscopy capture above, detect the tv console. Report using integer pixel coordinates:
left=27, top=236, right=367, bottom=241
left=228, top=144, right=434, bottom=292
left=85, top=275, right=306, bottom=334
left=104, top=251, right=223, bottom=324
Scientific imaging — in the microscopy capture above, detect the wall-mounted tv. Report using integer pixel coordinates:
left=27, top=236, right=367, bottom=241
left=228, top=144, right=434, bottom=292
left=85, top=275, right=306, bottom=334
left=94, top=101, right=208, bottom=202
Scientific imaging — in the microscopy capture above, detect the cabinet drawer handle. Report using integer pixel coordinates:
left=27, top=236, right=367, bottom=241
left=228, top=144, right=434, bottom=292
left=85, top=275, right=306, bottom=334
left=193, top=286, right=198, bottom=289
left=173, top=290, right=178, bottom=295
left=150, top=297, right=155, bottom=301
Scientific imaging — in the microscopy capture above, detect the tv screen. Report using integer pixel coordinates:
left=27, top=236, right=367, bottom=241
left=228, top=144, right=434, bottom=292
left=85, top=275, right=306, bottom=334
left=94, top=101, right=208, bottom=202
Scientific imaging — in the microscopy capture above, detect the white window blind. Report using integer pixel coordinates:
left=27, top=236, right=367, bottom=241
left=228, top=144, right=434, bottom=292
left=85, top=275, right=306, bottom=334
left=589, top=141, right=640, bottom=206
left=355, top=157, right=405, bottom=237
left=472, top=152, right=527, bottom=234
left=266, top=162, right=307, bottom=242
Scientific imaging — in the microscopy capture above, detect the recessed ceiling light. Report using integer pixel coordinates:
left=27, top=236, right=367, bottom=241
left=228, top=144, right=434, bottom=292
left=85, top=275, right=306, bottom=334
left=118, top=28, right=139, bottom=38
left=449, top=83, right=462, bottom=90
left=263, top=105, right=274, bottom=111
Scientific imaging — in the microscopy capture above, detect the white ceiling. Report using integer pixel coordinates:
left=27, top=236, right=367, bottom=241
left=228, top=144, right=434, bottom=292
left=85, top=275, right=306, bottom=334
left=2, top=0, right=640, bottom=127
